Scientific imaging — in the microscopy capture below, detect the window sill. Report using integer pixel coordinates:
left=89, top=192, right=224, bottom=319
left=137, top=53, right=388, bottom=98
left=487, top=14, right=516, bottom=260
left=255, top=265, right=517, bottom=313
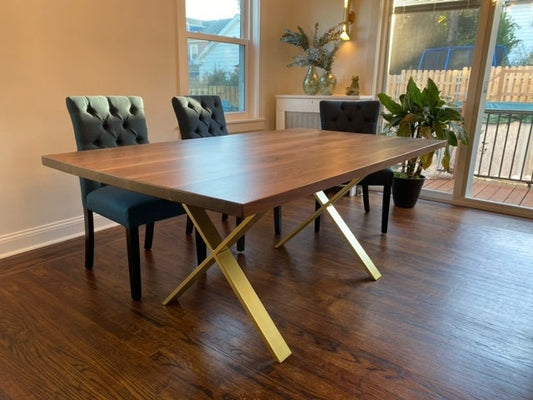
left=227, top=118, right=266, bottom=133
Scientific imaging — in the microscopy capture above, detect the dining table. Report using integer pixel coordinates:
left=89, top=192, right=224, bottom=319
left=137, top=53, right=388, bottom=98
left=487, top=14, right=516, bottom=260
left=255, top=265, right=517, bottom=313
left=42, top=128, right=445, bottom=363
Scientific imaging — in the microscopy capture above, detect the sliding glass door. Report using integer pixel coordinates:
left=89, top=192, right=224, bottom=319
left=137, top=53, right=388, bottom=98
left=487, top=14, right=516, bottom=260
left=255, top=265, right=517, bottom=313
left=466, top=0, right=533, bottom=209
left=383, top=0, right=533, bottom=216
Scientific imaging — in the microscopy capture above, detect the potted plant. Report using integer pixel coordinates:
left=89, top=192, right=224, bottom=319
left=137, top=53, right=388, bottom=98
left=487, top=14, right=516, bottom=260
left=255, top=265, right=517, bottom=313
left=377, top=77, right=469, bottom=208
left=280, top=23, right=343, bottom=95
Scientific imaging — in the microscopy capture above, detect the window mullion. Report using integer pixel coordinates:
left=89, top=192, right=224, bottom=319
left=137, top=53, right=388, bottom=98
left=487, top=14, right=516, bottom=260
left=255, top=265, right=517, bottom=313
left=394, top=0, right=481, bottom=13
left=186, top=31, right=247, bottom=46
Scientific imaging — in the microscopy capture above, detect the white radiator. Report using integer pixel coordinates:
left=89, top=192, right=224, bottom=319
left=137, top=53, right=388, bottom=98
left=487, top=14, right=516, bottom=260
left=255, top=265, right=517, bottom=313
left=284, top=112, right=321, bottom=129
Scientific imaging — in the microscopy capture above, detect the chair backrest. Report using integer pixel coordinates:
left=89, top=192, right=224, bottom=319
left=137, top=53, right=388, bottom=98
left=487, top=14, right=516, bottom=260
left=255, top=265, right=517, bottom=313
left=171, top=95, right=229, bottom=139
left=66, top=96, right=148, bottom=150
left=319, top=100, right=381, bottom=135
left=66, top=95, right=149, bottom=202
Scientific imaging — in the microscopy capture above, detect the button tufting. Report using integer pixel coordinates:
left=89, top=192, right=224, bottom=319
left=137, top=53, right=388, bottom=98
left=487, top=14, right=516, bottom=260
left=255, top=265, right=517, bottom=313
left=109, top=105, right=119, bottom=116
left=86, top=105, right=97, bottom=116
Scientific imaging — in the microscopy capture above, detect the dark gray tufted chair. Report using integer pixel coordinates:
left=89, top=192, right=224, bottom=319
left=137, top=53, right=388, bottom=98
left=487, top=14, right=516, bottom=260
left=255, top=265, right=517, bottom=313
left=66, top=96, right=205, bottom=300
left=171, top=95, right=282, bottom=251
left=317, top=100, right=393, bottom=234
left=172, top=95, right=229, bottom=139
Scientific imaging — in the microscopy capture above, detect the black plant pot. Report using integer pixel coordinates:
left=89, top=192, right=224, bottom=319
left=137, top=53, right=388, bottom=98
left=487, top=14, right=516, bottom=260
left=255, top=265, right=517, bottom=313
left=392, top=175, right=425, bottom=208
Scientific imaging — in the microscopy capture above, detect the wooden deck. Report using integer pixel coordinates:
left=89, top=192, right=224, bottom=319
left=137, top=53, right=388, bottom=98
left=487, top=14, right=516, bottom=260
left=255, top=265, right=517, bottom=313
left=424, top=177, right=533, bottom=208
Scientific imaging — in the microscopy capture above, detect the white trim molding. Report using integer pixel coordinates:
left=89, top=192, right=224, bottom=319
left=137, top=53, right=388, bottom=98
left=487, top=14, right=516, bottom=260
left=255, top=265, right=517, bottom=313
left=0, top=215, right=116, bottom=259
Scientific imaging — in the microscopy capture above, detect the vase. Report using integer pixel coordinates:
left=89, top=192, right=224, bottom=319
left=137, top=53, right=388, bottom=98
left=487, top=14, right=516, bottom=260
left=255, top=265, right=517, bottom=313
left=319, top=71, right=337, bottom=95
left=303, top=66, right=319, bottom=95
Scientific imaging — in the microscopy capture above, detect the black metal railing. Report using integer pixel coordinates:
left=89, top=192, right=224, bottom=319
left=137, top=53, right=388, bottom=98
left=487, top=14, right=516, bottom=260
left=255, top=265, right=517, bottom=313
left=432, top=106, right=533, bottom=186
left=475, top=108, right=533, bottom=185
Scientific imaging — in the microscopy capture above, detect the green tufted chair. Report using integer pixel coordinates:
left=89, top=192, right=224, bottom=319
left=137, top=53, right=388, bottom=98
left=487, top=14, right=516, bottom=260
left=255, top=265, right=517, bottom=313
left=171, top=95, right=282, bottom=251
left=66, top=96, right=205, bottom=300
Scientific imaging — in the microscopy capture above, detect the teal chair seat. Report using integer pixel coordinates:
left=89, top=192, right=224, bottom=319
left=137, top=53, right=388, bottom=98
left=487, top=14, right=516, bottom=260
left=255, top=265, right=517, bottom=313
left=86, top=186, right=185, bottom=228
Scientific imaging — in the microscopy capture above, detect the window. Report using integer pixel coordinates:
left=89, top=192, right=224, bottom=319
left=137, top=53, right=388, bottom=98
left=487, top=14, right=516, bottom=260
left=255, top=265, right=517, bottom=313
left=388, top=1, right=482, bottom=76
left=384, top=1, right=483, bottom=182
left=179, top=0, right=256, bottom=116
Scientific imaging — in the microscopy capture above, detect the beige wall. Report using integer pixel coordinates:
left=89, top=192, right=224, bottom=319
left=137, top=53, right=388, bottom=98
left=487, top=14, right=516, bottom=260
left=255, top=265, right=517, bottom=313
left=260, top=0, right=382, bottom=129
left=0, top=0, right=182, bottom=254
left=0, top=0, right=382, bottom=257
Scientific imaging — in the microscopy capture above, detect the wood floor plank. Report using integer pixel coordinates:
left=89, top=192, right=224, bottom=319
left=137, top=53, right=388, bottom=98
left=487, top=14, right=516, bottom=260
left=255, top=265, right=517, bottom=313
left=505, top=184, right=528, bottom=205
left=522, top=187, right=533, bottom=207
left=0, top=194, right=532, bottom=399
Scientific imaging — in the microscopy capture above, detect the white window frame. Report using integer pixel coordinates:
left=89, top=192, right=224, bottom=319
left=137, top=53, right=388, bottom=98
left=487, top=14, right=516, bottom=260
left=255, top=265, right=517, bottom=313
left=176, top=0, right=263, bottom=132
left=189, top=43, right=198, bottom=60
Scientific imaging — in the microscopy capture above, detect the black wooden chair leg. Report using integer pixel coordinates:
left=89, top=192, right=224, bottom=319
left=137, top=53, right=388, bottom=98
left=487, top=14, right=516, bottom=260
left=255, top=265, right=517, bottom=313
left=314, top=199, right=321, bottom=232
left=185, top=215, right=194, bottom=235
left=362, top=185, right=370, bottom=213
left=381, top=185, right=391, bottom=234
left=144, top=222, right=154, bottom=249
left=236, top=217, right=245, bottom=251
left=125, top=227, right=142, bottom=301
left=195, top=228, right=207, bottom=263
left=83, top=208, right=95, bottom=269
left=274, top=206, right=282, bottom=234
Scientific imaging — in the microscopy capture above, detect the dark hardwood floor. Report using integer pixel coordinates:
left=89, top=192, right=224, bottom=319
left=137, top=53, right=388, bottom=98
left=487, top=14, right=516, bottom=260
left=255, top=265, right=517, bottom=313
left=1, top=194, right=532, bottom=399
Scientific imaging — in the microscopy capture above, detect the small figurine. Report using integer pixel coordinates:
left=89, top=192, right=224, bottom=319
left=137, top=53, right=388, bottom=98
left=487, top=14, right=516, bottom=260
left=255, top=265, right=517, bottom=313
left=346, top=75, right=360, bottom=96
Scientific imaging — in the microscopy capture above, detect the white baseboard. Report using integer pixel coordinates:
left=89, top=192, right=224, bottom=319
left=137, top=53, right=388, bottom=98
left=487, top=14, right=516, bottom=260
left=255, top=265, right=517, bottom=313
left=0, top=215, right=116, bottom=259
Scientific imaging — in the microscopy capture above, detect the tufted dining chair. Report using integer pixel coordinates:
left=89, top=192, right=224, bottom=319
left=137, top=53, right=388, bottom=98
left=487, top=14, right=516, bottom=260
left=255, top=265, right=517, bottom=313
left=66, top=95, right=205, bottom=300
left=317, top=100, right=393, bottom=234
left=171, top=95, right=282, bottom=251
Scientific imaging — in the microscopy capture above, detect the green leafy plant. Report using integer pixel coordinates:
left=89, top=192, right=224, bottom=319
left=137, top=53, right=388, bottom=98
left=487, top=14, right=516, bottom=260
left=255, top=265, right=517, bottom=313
left=377, top=77, right=469, bottom=179
left=280, top=23, right=343, bottom=72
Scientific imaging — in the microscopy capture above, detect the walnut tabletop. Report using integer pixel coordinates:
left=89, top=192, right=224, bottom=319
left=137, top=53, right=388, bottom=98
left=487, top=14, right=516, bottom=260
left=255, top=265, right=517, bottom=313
left=42, top=129, right=445, bottom=218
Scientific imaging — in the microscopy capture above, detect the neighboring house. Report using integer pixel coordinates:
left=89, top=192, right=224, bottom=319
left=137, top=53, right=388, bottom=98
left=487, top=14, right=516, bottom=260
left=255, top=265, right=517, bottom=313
left=507, top=0, right=533, bottom=64
left=187, top=15, right=241, bottom=80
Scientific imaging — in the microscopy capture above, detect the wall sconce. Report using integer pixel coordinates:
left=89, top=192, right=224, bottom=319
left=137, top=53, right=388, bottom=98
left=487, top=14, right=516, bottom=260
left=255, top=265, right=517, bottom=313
left=340, top=0, right=355, bottom=41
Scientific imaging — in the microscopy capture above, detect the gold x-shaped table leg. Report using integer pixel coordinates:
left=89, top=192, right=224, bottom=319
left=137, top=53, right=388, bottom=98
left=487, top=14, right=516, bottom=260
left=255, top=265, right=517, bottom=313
left=163, top=204, right=292, bottom=363
left=275, top=178, right=382, bottom=281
